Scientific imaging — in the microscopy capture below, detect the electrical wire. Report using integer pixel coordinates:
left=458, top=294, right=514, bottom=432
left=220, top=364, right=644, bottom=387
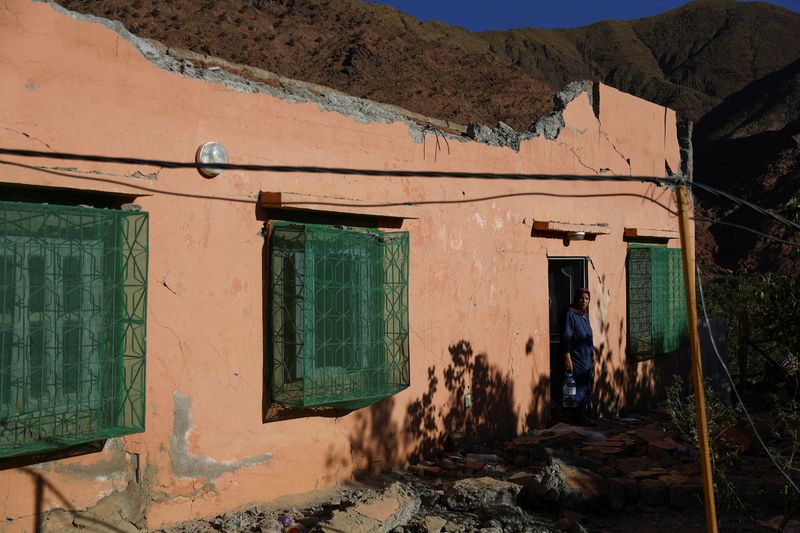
left=692, top=181, right=800, bottom=233
left=692, top=216, right=800, bottom=248
left=1, top=146, right=797, bottom=236
left=1, top=147, right=798, bottom=249
left=0, top=147, right=674, bottom=185
left=696, top=263, right=800, bottom=495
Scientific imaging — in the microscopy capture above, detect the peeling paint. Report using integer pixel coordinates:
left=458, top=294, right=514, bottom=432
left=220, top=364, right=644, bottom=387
left=131, top=170, right=159, bottom=180
left=36, top=438, right=129, bottom=481
left=170, top=391, right=271, bottom=482
left=448, top=230, right=464, bottom=251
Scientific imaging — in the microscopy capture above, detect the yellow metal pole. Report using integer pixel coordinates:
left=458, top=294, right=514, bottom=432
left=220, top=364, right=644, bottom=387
left=676, top=184, right=718, bottom=533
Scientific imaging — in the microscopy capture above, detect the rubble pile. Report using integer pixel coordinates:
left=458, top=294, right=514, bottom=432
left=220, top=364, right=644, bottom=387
left=395, top=414, right=708, bottom=528
left=161, top=412, right=787, bottom=532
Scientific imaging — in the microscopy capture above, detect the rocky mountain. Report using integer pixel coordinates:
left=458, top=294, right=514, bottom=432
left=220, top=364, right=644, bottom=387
left=693, top=58, right=800, bottom=273
left=55, top=0, right=800, bottom=274
left=483, top=0, right=800, bottom=122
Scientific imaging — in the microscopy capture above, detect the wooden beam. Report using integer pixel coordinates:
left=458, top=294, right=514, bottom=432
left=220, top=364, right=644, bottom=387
left=257, top=190, right=416, bottom=220
left=623, top=227, right=679, bottom=240
left=531, top=220, right=610, bottom=235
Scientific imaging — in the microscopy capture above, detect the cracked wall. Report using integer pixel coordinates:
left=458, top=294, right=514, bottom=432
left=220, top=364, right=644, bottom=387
left=0, top=0, right=684, bottom=530
left=170, top=391, right=272, bottom=483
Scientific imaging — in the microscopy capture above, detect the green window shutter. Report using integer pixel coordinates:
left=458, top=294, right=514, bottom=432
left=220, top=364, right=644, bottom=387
left=0, top=202, right=148, bottom=459
left=627, top=247, right=654, bottom=358
left=626, top=246, right=688, bottom=358
left=658, top=248, right=688, bottom=353
left=270, top=222, right=410, bottom=409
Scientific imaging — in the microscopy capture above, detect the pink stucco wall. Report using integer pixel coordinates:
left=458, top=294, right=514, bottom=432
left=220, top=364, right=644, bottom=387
left=0, top=1, right=687, bottom=529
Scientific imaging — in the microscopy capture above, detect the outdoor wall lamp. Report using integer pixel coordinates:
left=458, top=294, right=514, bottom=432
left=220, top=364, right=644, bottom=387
left=568, top=231, right=587, bottom=240
left=196, top=141, right=229, bottom=178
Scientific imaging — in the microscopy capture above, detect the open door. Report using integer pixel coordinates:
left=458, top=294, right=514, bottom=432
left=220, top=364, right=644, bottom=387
left=548, top=257, right=588, bottom=411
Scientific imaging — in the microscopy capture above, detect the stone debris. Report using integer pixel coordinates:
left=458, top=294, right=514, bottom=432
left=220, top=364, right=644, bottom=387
left=318, top=482, right=420, bottom=533
left=150, top=410, right=788, bottom=532
left=422, top=515, right=447, bottom=533
left=443, top=477, right=522, bottom=511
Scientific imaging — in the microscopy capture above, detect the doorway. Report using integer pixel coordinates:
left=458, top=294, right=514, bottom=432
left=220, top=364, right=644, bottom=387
left=548, top=257, right=588, bottom=409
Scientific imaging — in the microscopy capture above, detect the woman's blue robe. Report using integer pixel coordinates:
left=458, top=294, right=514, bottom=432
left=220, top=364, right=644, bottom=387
left=561, top=309, right=594, bottom=407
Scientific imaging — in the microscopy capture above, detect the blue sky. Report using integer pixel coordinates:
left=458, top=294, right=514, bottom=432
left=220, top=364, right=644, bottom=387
left=368, top=0, right=800, bottom=31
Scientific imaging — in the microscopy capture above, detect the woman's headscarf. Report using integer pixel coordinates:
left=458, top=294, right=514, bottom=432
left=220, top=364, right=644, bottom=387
left=568, top=288, right=591, bottom=315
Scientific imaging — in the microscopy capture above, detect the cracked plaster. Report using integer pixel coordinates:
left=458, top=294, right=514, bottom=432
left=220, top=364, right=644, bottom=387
left=170, top=391, right=271, bottom=483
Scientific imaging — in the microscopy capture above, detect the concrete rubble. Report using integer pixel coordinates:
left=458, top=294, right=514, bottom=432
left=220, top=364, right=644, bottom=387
left=139, top=409, right=791, bottom=532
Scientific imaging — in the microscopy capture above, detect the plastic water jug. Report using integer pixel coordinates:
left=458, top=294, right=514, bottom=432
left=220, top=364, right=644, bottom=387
left=562, top=372, right=577, bottom=408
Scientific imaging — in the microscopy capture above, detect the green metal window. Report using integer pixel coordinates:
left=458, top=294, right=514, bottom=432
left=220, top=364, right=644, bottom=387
left=269, top=222, right=410, bottom=410
left=626, top=245, right=688, bottom=358
left=0, top=201, right=147, bottom=459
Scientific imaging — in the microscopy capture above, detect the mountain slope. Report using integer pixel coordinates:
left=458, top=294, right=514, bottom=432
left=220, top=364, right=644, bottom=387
left=695, top=58, right=800, bottom=146
left=481, top=0, right=800, bottom=122
left=694, top=59, right=800, bottom=274
left=57, top=0, right=800, bottom=127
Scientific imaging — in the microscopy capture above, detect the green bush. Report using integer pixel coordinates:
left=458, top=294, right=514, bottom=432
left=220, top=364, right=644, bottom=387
left=702, top=274, right=800, bottom=381
left=666, top=376, right=743, bottom=506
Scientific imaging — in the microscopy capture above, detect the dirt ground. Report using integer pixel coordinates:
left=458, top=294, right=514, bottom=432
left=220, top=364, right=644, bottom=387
left=144, top=408, right=794, bottom=533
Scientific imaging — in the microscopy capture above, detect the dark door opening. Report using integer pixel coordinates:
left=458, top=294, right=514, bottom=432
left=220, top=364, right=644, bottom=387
left=548, top=257, right=588, bottom=410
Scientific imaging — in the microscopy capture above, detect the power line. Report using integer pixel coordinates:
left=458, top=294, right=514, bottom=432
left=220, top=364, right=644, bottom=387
left=0, top=147, right=675, bottom=185
left=692, top=181, right=800, bottom=233
left=692, top=216, right=800, bottom=248
left=1, top=146, right=798, bottom=245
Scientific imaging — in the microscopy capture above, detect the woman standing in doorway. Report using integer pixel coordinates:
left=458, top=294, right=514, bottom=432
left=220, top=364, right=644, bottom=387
left=562, top=288, right=594, bottom=418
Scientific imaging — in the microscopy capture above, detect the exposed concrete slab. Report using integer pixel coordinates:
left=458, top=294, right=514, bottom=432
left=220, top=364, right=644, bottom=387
left=443, top=476, right=522, bottom=511
left=318, top=482, right=420, bottom=533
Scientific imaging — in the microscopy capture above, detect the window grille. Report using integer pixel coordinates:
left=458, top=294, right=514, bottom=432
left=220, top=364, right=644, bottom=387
left=269, top=222, right=409, bottom=409
left=0, top=202, right=147, bottom=459
left=626, top=245, right=688, bottom=358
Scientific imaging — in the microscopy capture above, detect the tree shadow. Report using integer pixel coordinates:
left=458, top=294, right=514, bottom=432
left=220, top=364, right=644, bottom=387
left=590, top=269, right=691, bottom=414
left=406, top=340, right=518, bottom=461
left=10, top=468, right=133, bottom=533
left=330, top=338, right=553, bottom=476
left=343, top=397, right=403, bottom=477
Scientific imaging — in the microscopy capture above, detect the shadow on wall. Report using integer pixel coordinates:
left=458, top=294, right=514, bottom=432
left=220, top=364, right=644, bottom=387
left=407, top=340, right=518, bottom=463
left=333, top=339, right=551, bottom=475
left=329, top=277, right=668, bottom=477
left=9, top=469, right=132, bottom=533
left=589, top=271, right=686, bottom=415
